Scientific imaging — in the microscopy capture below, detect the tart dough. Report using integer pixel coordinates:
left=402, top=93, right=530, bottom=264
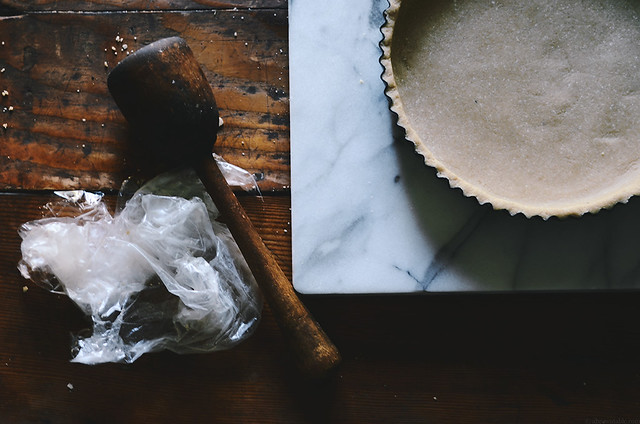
left=381, top=0, right=640, bottom=218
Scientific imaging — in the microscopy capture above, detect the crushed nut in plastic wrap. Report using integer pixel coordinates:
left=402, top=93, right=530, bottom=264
left=17, top=168, right=262, bottom=364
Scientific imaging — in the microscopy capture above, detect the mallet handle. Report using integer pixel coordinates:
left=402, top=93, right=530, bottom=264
left=197, top=158, right=341, bottom=378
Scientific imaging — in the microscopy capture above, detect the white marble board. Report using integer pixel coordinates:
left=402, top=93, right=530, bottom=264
left=288, top=0, right=640, bottom=294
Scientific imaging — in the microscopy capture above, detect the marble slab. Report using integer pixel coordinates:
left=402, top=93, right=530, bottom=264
left=288, top=0, right=640, bottom=294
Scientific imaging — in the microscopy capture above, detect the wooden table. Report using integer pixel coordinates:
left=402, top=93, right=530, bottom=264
left=1, top=1, right=640, bottom=422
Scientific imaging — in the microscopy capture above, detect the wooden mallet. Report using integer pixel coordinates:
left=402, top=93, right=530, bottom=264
left=107, top=37, right=340, bottom=378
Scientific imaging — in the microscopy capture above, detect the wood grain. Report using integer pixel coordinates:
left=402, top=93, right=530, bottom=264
left=0, top=0, right=286, bottom=12
left=0, top=7, right=289, bottom=191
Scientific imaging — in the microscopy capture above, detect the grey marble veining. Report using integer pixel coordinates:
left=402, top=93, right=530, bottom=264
left=289, top=0, right=640, bottom=294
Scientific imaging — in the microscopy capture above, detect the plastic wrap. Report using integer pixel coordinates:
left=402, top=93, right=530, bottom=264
left=18, top=169, right=261, bottom=364
left=213, top=153, right=262, bottom=194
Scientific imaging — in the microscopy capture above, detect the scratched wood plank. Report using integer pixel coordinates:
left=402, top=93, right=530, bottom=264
left=0, top=9, right=289, bottom=191
left=0, top=0, right=286, bottom=12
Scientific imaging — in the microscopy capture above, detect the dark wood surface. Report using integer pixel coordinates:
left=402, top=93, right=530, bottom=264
left=1, top=1, right=640, bottom=423
left=0, top=2, right=288, bottom=191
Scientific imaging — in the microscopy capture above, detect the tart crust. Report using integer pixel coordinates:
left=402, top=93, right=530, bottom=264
left=381, top=0, right=640, bottom=219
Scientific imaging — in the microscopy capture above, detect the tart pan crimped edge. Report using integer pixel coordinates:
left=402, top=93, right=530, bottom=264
left=379, top=0, right=638, bottom=219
